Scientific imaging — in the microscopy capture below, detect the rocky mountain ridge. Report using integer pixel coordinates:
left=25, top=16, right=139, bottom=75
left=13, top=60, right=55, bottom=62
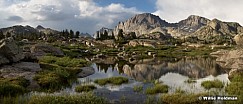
left=0, top=25, right=91, bottom=38
left=0, top=25, right=58, bottom=36
left=113, top=13, right=243, bottom=43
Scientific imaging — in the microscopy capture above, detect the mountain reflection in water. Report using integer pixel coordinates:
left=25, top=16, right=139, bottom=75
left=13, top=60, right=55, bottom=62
left=94, top=57, right=226, bottom=82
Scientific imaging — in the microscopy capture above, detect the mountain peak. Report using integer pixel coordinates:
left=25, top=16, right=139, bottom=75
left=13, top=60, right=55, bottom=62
left=131, top=13, right=166, bottom=25
left=187, top=15, right=204, bottom=19
left=114, top=13, right=171, bottom=35
left=178, top=15, right=210, bottom=32
left=36, top=25, right=45, bottom=30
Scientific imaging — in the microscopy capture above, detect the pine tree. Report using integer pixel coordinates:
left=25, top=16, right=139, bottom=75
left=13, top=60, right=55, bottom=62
left=103, top=30, right=108, bottom=39
left=117, top=29, right=124, bottom=40
left=64, top=29, right=69, bottom=38
left=75, top=31, right=80, bottom=38
left=130, top=32, right=136, bottom=39
left=111, top=32, right=115, bottom=39
left=70, top=30, right=74, bottom=38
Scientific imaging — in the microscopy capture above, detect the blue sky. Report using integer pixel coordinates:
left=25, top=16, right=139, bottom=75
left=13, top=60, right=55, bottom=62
left=95, top=0, right=156, bottom=12
left=0, top=0, right=243, bottom=34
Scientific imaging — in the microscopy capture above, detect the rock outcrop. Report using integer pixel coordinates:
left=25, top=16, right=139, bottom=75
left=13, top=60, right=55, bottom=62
left=0, top=37, right=23, bottom=65
left=211, top=49, right=243, bottom=69
left=30, top=44, right=64, bottom=59
left=0, top=62, right=41, bottom=89
left=210, top=49, right=243, bottom=78
left=234, top=33, right=243, bottom=45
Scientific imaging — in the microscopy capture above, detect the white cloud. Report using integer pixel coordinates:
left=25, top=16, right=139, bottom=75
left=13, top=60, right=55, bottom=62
left=154, top=0, right=243, bottom=25
left=0, top=0, right=140, bottom=34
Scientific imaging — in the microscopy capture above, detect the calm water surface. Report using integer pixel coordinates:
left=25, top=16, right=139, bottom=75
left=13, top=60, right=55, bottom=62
left=59, top=57, right=230, bottom=103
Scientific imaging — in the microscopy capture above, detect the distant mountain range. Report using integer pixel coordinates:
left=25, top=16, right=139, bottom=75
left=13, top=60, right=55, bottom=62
left=0, top=25, right=91, bottom=37
left=1, top=13, right=242, bottom=42
left=110, top=13, right=243, bottom=43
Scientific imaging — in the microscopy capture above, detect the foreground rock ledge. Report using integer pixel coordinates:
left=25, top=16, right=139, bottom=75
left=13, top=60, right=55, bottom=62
left=210, top=49, right=243, bottom=78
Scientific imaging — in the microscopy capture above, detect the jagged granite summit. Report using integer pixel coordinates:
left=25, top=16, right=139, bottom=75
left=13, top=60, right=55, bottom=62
left=114, top=13, right=172, bottom=36
left=112, top=13, right=243, bottom=43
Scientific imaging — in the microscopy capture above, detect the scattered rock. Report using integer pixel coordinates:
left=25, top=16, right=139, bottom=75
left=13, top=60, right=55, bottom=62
left=128, top=39, right=156, bottom=48
left=77, top=67, right=95, bottom=78
left=95, top=53, right=106, bottom=58
left=0, top=37, right=24, bottom=65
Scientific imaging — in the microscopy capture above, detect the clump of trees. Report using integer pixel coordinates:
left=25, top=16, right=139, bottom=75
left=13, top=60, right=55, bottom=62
left=61, top=29, right=80, bottom=39
left=96, top=30, right=115, bottom=40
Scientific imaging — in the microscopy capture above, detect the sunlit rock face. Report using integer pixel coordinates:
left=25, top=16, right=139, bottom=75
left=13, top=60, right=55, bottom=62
left=211, top=49, right=243, bottom=78
left=123, top=57, right=225, bottom=81
left=114, top=13, right=172, bottom=37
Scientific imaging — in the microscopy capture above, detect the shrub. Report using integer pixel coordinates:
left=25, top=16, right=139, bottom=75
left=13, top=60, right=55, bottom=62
left=225, top=72, right=243, bottom=104
left=75, top=85, right=96, bottom=92
left=133, top=85, right=143, bottom=92
left=55, top=57, right=87, bottom=67
left=39, top=56, right=57, bottom=64
left=145, top=84, right=169, bottom=94
left=184, top=78, right=197, bottom=83
left=0, top=77, right=30, bottom=88
left=33, top=69, right=71, bottom=92
left=0, top=95, right=29, bottom=104
left=0, top=83, right=26, bottom=96
left=201, top=80, right=224, bottom=90
left=175, top=87, right=185, bottom=94
left=0, top=77, right=29, bottom=96
left=94, top=77, right=129, bottom=85
left=39, top=56, right=88, bottom=67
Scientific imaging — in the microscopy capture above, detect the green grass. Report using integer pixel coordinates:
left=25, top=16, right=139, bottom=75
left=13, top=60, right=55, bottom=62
left=75, top=85, right=96, bottom=92
left=94, top=77, right=129, bottom=85
left=201, top=79, right=224, bottom=90
left=0, top=77, right=29, bottom=96
left=28, top=93, right=108, bottom=104
left=0, top=77, right=30, bottom=88
left=225, top=72, right=243, bottom=104
left=175, top=87, right=186, bottom=94
left=33, top=68, right=75, bottom=92
left=145, top=84, right=169, bottom=94
left=0, top=83, right=26, bottom=96
left=39, top=56, right=88, bottom=67
left=36, top=55, right=89, bottom=92
left=133, top=85, right=143, bottom=92
left=161, top=93, right=213, bottom=104
left=0, top=95, right=29, bottom=104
